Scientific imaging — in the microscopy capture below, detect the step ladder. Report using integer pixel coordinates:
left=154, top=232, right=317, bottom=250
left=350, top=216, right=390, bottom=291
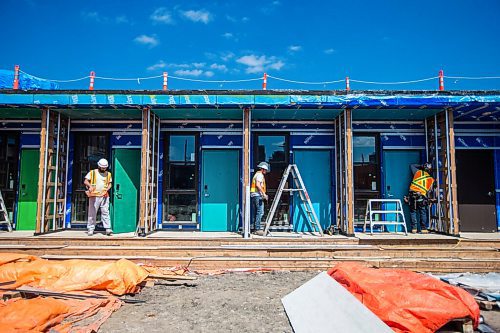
left=0, top=191, right=13, bottom=232
left=263, top=164, right=323, bottom=237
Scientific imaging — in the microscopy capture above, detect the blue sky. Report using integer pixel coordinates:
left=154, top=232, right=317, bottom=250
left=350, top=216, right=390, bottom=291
left=1, top=0, right=499, bottom=90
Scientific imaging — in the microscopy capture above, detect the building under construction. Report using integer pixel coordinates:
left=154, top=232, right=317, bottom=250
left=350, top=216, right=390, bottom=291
left=0, top=88, right=498, bottom=238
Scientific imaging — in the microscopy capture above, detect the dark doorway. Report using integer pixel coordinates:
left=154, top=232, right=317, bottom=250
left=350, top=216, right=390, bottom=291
left=71, top=134, right=110, bottom=224
left=253, top=134, right=290, bottom=228
left=353, top=135, right=380, bottom=224
left=0, top=132, right=20, bottom=220
left=456, top=150, right=497, bottom=232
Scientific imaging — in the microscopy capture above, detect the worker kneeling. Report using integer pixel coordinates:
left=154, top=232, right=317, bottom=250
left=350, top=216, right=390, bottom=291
left=406, top=162, right=435, bottom=234
left=84, top=158, right=113, bottom=236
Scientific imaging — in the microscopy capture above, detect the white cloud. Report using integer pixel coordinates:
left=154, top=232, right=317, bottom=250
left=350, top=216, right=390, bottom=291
left=210, top=63, right=228, bottom=72
left=324, top=48, right=336, bottom=54
left=236, top=54, right=285, bottom=74
left=115, top=15, right=130, bottom=24
left=220, top=52, right=235, bottom=62
left=222, top=32, right=233, bottom=39
left=226, top=15, right=249, bottom=23
left=151, top=8, right=174, bottom=24
left=174, top=69, right=216, bottom=77
left=134, top=35, right=159, bottom=48
left=147, top=61, right=167, bottom=71
left=181, top=9, right=212, bottom=24
left=288, top=45, right=302, bottom=52
left=192, top=62, right=206, bottom=68
left=81, top=11, right=102, bottom=22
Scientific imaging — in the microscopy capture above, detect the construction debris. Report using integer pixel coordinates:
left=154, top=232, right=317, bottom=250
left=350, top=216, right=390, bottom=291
left=0, top=253, right=195, bottom=332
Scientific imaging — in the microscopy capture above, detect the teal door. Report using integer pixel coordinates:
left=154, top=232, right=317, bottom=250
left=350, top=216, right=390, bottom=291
left=16, top=149, right=39, bottom=230
left=112, top=149, right=141, bottom=233
left=383, top=150, right=421, bottom=231
left=293, top=150, right=332, bottom=232
left=201, top=150, right=240, bottom=231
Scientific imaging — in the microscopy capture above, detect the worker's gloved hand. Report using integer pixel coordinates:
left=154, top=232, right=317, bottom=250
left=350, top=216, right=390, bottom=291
left=403, top=195, right=409, bottom=204
left=263, top=194, right=269, bottom=201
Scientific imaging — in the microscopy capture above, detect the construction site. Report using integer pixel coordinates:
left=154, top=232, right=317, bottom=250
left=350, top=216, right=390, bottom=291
left=0, top=68, right=498, bottom=332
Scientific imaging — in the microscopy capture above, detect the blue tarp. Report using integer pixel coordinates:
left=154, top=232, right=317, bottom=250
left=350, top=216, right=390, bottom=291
left=0, top=69, right=59, bottom=90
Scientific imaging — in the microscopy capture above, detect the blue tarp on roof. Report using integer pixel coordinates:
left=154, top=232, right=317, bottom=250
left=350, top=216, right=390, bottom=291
left=0, top=70, right=59, bottom=90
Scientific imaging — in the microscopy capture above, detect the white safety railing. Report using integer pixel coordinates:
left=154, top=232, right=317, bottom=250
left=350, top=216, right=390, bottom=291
left=363, top=199, right=408, bottom=235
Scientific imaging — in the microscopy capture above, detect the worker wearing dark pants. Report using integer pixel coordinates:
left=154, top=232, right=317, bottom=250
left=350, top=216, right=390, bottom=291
left=407, top=163, right=435, bottom=234
left=250, top=162, right=269, bottom=236
left=408, top=192, right=429, bottom=233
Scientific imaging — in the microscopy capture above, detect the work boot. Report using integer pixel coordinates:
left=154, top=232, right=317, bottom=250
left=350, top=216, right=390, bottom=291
left=105, top=229, right=113, bottom=236
left=411, top=229, right=417, bottom=234
left=87, top=230, right=94, bottom=236
left=420, top=229, right=429, bottom=234
left=253, top=230, right=264, bottom=236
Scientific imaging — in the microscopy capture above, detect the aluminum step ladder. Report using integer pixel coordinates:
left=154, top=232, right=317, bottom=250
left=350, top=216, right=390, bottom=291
left=0, top=191, right=13, bottom=232
left=263, top=164, right=323, bottom=237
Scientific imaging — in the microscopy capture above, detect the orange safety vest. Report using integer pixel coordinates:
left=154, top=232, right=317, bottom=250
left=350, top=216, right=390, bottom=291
left=250, top=171, right=266, bottom=194
left=409, top=170, right=434, bottom=197
left=88, top=169, right=112, bottom=197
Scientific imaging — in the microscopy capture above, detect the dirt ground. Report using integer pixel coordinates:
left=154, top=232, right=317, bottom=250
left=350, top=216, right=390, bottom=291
left=100, top=271, right=500, bottom=333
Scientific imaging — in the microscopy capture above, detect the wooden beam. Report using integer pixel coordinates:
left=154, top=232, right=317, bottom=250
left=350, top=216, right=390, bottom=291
left=447, top=108, right=460, bottom=235
left=345, top=108, right=355, bottom=235
left=138, top=107, right=150, bottom=235
left=243, top=107, right=250, bottom=238
left=35, top=108, right=48, bottom=234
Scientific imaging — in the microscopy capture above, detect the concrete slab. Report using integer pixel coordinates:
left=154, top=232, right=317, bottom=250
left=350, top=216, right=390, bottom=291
left=147, top=231, right=241, bottom=239
left=37, top=230, right=136, bottom=238
left=355, top=232, right=456, bottom=241
left=0, top=231, right=34, bottom=238
left=460, top=232, right=500, bottom=240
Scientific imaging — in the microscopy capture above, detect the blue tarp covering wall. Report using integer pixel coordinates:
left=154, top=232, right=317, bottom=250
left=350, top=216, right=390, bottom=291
left=0, top=70, right=59, bottom=90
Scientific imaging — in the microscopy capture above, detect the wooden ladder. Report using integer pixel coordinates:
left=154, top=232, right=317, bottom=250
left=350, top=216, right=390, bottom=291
left=36, top=109, right=69, bottom=234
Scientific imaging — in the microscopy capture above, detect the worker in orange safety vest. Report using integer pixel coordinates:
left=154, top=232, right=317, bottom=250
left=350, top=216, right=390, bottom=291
left=407, top=162, right=435, bottom=234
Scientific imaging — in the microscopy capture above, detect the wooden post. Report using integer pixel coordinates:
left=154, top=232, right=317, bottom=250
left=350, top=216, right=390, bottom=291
left=243, top=107, right=251, bottom=238
left=447, top=108, right=460, bottom=235
left=35, top=108, right=48, bottom=234
left=138, top=107, right=150, bottom=236
left=345, top=108, right=355, bottom=235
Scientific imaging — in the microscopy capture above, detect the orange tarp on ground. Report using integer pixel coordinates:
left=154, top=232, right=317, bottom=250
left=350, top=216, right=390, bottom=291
left=0, top=253, right=148, bottom=332
left=0, top=253, right=149, bottom=295
left=328, top=263, right=480, bottom=333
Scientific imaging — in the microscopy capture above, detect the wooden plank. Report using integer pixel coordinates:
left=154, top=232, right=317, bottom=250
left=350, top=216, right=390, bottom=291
left=345, top=109, right=354, bottom=235
left=282, top=272, right=393, bottom=333
left=447, top=108, right=460, bottom=235
left=35, top=108, right=48, bottom=234
left=138, top=108, right=150, bottom=233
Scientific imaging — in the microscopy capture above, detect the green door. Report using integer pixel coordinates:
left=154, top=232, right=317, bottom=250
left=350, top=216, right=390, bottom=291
left=293, top=150, right=332, bottom=232
left=16, top=149, right=40, bottom=230
left=383, top=150, right=421, bottom=231
left=112, top=149, right=141, bottom=233
left=201, top=150, right=240, bottom=231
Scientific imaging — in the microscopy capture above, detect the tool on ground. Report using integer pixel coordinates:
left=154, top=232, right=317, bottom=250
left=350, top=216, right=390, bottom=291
left=0, top=287, right=145, bottom=304
left=0, top=190, right=13, bottom=232
left=263, top=164, right=323, bottom=237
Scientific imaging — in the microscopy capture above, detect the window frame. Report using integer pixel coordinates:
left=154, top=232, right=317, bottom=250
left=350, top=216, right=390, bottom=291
left=163, top=133, right=199, bottom=223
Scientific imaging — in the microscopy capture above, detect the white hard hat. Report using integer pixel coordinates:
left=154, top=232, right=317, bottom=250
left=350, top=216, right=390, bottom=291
left=97, top=158, right=109, bottom=168
left=257, top=162, right=269, bottom=171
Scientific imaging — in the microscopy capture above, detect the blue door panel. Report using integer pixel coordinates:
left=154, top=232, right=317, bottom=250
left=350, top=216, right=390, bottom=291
left=293, top=150, right=332, bottom=232
left=201, top=150, right=240, bottom=231
left=383, top=150, right=421, bottom=231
